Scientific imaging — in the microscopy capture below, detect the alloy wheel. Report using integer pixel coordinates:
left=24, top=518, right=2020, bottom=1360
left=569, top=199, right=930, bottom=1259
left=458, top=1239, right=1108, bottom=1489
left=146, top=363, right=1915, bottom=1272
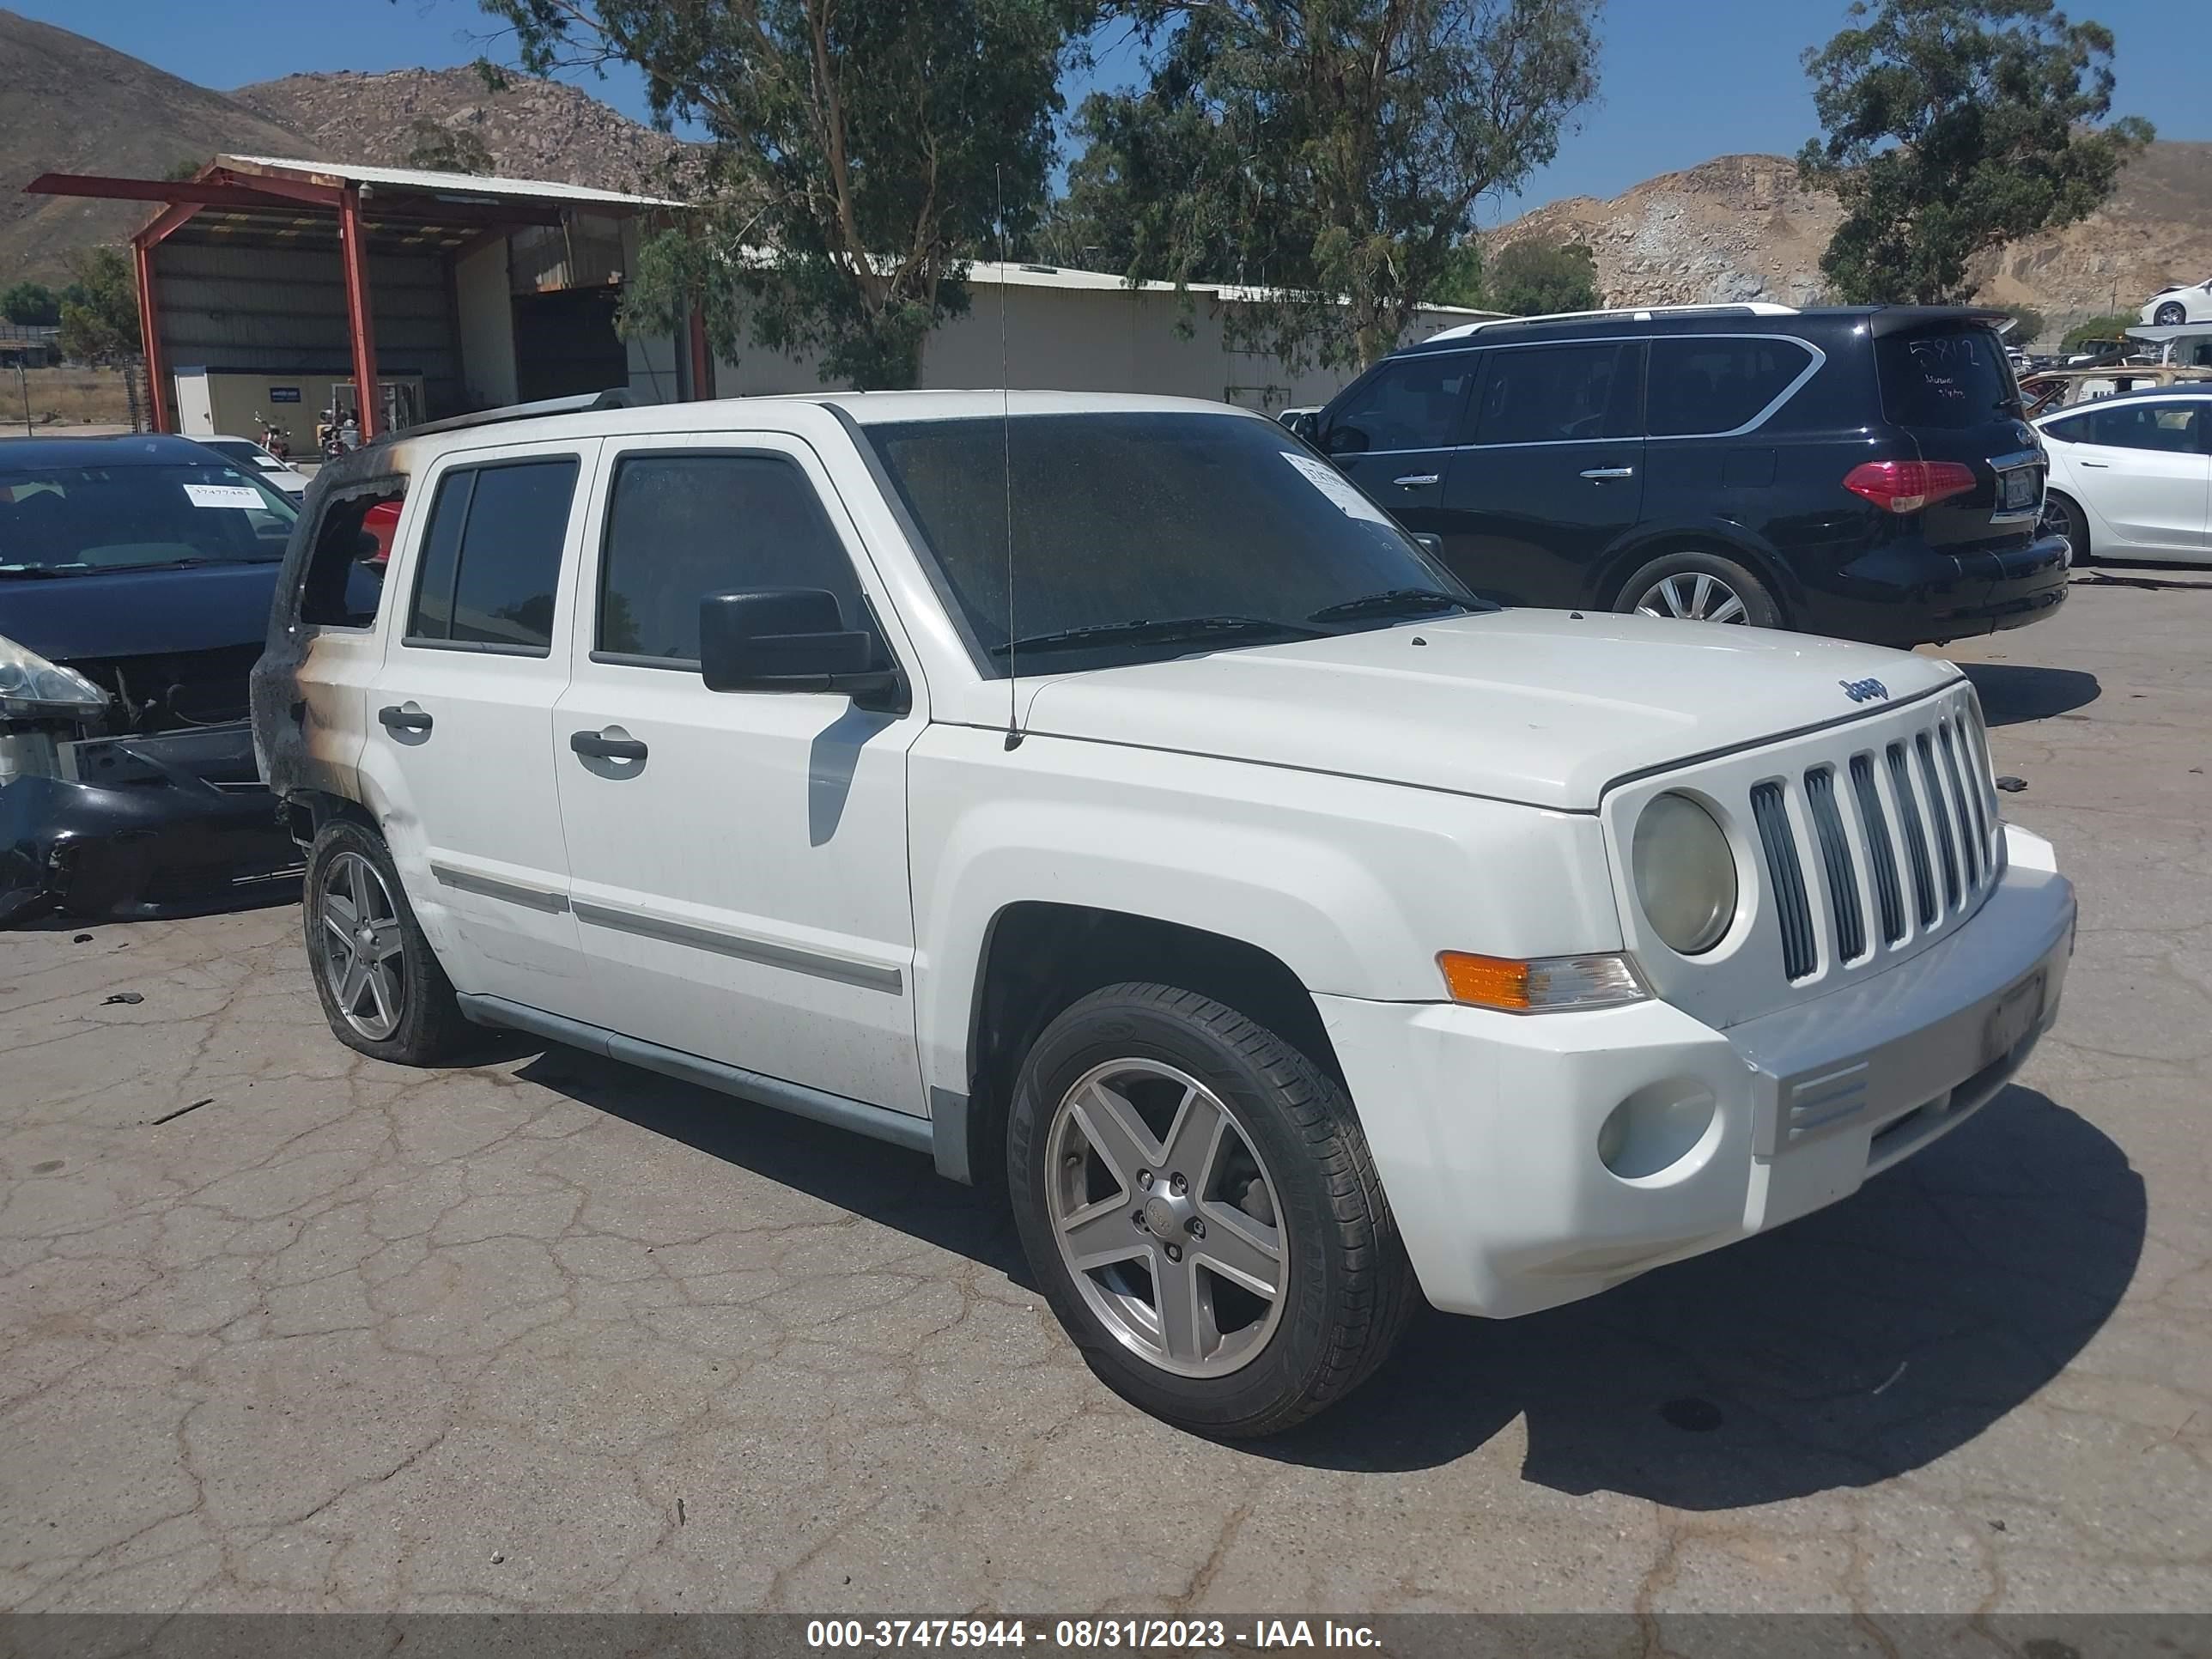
left=1634, top=570, right=1750, bottom=624
left=316, top=850, right=406, bottom=1042
left=1044, top=1059, right=1288, bottom=1379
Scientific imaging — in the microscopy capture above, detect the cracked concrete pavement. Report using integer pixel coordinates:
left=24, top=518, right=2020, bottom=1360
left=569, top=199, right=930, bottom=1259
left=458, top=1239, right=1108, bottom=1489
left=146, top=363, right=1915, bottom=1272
left=3, top=571, right=2208, bottom=1614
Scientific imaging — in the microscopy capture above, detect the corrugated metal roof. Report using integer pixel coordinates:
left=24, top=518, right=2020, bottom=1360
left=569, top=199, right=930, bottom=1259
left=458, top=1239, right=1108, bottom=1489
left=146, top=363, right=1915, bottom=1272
left=219, top=155, right=684, bottom=210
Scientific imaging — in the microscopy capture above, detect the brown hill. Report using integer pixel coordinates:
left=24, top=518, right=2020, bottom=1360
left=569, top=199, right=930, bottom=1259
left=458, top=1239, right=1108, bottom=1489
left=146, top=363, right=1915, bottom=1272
left=0, top=7, right=323, bottom=285
left=1495, top=143, right=2212, bottom=345
left=233, top=67, right=690, bottom=199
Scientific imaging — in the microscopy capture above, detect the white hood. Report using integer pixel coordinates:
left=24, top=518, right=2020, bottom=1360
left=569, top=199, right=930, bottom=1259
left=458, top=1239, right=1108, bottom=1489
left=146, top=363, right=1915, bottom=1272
left=1018, top=611, right=1960, bottom=811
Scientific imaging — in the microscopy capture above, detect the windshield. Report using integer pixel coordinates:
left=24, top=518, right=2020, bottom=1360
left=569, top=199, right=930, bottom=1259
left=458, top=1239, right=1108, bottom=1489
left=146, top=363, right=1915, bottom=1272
left=0, top=459, right=298, bottom=575
left=865, top=411, right=1480, bottom=676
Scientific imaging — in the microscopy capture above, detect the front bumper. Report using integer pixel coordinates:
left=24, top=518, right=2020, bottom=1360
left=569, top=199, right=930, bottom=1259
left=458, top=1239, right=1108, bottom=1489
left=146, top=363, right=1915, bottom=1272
left=0, top=722, right=302, bottom=927
left=1319, top=824, right=2075, bottom=1318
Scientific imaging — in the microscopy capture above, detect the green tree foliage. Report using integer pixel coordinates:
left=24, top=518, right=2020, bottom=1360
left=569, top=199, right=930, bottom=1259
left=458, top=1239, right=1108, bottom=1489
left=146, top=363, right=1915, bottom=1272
left=1063, top=0, right=1602, bottom=369
left=54, top=248, right=141, bottom=363
left=162, top=157, right=210, bottom=182
left=2, top=282, right=59, bottom=326
left=2060, top=312, right=2133, bottom=349
left=479, top=0, right=1086, bottom=389
left=404, top=117, right=496, bottom=175
left=1483, top=236, right=1600, bottom=314
left=1797, top=0, right=2153, bottom=305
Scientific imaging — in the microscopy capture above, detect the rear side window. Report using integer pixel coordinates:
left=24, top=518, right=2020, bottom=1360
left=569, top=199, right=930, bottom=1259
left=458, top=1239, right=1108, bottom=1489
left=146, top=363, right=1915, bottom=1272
left=1646, top=337, right=1814, bottom=435
left=1322, top=355, right=1478, bottom=453
left=597, top=453, right=866, bottom=665
left=406, top=457, right=579, bottom=653
left=299, top=483, right=401, bottom=629
left=1875, top=328, right=2020, bottom=428
left=2070, top=400, right=2208, bottom=454
left=1471, top=343, right=1640, bottom=445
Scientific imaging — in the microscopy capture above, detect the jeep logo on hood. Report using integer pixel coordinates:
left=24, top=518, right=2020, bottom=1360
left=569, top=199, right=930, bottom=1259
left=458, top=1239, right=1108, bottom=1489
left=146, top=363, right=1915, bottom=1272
left=1840, top=677, right=1890, bottom=704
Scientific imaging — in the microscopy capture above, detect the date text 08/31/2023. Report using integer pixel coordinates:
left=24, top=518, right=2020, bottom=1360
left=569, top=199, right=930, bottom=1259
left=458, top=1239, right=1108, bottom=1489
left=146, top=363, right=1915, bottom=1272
left=805, top=1619, right=1382, bottom=1650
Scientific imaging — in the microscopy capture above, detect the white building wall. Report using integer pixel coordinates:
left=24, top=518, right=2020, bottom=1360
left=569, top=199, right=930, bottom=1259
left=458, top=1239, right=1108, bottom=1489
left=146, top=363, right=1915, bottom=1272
left=455, top=240, right=519, bottom=410
left=708, top=276, right=1490, bottom=408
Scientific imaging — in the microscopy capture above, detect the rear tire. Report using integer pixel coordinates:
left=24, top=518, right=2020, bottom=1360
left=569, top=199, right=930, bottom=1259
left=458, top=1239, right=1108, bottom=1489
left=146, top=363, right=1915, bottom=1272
left=1613, top=550, right=1783, bottom=629
left=1008, top=982, right=1417, bottom=1437
left=2042, top=490, right=2089, bottom=562
left=302, top=819, right=472, bottom=1066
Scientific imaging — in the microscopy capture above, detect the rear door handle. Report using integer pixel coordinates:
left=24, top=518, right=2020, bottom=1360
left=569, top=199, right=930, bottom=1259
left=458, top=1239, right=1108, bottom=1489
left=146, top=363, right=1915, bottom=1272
left=569, top=728, right=648, bottom=763
left=377, top=703, right=432, bottom=733
left=1392, top=473, right=1440, bottom=488
left=1579, top=466, right=1636, bottom=481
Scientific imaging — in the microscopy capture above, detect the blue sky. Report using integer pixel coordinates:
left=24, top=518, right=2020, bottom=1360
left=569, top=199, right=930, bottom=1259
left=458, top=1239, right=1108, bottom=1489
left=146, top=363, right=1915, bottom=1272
left=12, top=0, right=2202, bottom=225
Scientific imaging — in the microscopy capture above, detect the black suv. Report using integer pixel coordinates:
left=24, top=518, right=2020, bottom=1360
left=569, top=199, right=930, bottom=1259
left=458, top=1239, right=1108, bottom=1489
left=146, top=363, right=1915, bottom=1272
left=1304, top=305, right=2069, bottom=647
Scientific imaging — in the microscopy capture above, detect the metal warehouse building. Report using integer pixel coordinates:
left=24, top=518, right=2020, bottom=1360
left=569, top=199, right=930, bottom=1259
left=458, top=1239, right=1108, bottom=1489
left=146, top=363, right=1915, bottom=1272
left=25, top=155, right=1493, bottom=440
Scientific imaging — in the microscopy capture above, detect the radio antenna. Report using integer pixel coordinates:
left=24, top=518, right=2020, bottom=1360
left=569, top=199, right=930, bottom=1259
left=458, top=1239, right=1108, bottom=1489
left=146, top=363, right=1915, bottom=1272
left=997, top=164, right=1022, bottom=750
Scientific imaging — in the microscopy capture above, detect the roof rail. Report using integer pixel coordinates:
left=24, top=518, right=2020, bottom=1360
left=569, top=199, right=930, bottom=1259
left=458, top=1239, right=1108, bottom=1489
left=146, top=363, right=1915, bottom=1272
left=1423, top=301, right=1798, bottom=344
left=384, top=387, right=640, bottom=443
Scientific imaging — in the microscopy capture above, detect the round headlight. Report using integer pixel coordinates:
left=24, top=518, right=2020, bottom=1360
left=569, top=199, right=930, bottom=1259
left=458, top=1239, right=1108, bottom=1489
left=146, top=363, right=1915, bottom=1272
left=1632, top=793, right=1737, bottom=956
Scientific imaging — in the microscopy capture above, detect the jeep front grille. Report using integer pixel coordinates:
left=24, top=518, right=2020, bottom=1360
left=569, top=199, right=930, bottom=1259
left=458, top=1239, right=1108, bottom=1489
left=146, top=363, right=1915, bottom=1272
left=1753, top=703, right=2002, bottom=981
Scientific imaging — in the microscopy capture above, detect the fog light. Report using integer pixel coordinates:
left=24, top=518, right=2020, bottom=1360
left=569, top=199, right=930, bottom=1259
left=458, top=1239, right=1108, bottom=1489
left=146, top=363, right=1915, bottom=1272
left=1596, top=1081, right=1719, bottom=1180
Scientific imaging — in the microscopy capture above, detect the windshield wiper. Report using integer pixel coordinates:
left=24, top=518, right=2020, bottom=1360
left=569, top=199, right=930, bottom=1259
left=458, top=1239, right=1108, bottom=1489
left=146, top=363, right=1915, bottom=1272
left=1306, top=588, right=1475, bottom=623
left=988, top=615, right=1327, bottom=656
left=0, top=565, right=79, bottom=579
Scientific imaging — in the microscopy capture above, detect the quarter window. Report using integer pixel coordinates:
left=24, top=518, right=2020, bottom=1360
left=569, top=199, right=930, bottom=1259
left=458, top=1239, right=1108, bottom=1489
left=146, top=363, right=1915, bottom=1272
left=1471, top=343, right=1640, bottom=445
left=1322, top=356, right=1478, bottom=454
left=1646, top=337, right=1814, bottom=435
left=299, top=483, right=402, bottom=629
left=406, top=457, right=579, bottom=653
left=597, top=453, right=866, bottom=665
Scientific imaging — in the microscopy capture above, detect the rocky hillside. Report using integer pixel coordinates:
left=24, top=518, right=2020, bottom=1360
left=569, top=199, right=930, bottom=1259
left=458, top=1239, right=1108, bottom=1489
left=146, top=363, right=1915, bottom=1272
left=1496, top=142, right=2212, bottom=344
left=0, top=8, right=323, bottom=285
left=234, top=67, right=691, bottom=199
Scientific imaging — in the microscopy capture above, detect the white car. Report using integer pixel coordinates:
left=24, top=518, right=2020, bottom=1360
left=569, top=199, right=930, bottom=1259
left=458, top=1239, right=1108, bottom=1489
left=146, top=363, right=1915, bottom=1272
left=198, top=435, right=312, bottom=501
left=2036, top=389, right=2211, bottom=563
left=251, top=391, right=2075, bottom=1437
left=2141, top=279, right=2212, bottom=329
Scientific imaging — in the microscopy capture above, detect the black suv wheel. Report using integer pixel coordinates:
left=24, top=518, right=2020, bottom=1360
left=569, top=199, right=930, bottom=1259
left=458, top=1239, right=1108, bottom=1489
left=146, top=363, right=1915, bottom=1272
left=1614, top=550, right=1784, bottom=629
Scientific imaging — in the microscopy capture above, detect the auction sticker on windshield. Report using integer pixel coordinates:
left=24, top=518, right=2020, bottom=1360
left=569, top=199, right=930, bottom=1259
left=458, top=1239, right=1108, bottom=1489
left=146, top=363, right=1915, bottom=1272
left=1281, top=451, right=1392, bottom=526
left=182, top=483, right=266, bottom=510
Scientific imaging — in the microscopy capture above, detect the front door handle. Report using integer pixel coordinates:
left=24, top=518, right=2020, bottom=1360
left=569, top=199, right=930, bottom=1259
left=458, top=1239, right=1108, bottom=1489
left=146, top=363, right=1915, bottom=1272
left=2078, top=460, right=2110, bottom=469
left=377, top=703, right=432, bottom=734
left=1579, top=466, right=1636, bottom=481
left=1392, top=473, right=1441, bottom=488
left=569, top=728, right=648, bottom=763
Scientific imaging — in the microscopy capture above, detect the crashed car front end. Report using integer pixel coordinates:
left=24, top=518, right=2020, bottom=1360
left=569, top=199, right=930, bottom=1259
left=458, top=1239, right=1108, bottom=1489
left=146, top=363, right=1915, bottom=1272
left=0, top=632, right=299, bottom=927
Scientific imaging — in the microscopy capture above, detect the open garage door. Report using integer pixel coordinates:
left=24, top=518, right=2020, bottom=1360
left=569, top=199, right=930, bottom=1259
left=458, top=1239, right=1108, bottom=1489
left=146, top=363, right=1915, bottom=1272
left=513, top=288, right=629, bottom=403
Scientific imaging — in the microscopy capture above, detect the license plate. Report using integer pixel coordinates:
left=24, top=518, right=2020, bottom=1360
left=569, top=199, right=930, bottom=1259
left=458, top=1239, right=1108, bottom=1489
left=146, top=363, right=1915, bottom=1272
left=1981, top=970, right=2045, bottom=1067
left=1999, top=468, right=2038, bottom=510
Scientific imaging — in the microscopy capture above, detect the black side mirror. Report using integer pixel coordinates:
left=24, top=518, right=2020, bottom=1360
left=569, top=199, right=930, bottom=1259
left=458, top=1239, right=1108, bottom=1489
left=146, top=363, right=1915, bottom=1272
left=1285, top=410, right=1318, bottom=441
left=1323, top=423, right=1367, bottom=455
left=699, top=588, right=902, bottom=708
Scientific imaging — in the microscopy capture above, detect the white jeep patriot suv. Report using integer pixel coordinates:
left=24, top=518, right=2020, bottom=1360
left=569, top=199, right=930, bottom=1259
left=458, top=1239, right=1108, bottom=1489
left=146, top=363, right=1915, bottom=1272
left=252, top=391, right=2075, bottom=1437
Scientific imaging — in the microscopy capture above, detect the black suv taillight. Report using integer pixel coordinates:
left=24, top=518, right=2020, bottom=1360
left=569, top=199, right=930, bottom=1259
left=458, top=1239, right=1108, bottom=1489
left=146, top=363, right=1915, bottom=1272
left=1842, top=459, right=1976, bottom=514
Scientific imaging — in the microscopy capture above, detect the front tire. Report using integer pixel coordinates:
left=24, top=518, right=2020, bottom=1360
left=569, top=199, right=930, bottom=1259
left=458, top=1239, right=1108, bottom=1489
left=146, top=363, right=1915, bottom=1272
left=1008, top=982, right=1417, bottom=1437
left=2154, top=301, right=2187, bottom=327
left=1614, top=550, right=1784, bottom=629
left=302, top=818, right=472, bottom=1066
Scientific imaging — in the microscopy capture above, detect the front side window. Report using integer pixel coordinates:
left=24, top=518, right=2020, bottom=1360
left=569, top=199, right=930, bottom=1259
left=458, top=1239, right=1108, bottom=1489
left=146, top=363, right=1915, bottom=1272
left=598, top=453, right=866, bottom=664
left=1471, top=343, right=1639, bottom=445
left=866, top=411, right=1481, bottom=678
left=1322, top=355, right=1478, bottom=453
left=406, top=457, right=579, bottom=653
left=1646, top=337, right=1814, bottom=435
left=0, top=460, right=295, bottom=575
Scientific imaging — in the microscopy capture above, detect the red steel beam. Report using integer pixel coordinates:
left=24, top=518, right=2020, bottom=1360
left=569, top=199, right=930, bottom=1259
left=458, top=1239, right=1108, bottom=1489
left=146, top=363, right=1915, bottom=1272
left=337, top=184, right=382, bottom=441
left=131, top=241, right=172, bottom=434
left=25, top=171, right=339, bottom=210
left=136, top=200, right=204, bottom=249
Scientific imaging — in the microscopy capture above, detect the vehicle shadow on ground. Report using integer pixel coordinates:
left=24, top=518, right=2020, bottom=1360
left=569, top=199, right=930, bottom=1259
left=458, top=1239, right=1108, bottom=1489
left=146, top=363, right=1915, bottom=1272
left=514, top=1048, right=2140, bottom=1506
left=1959, top=662, right=2100, bottom=726
left=1262, top=1086, right=2142, bottom=1501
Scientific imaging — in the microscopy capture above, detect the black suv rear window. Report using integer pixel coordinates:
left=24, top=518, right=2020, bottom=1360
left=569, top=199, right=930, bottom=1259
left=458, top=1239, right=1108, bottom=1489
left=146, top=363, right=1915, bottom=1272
left=1875, top=327, right=2020, bottom=429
